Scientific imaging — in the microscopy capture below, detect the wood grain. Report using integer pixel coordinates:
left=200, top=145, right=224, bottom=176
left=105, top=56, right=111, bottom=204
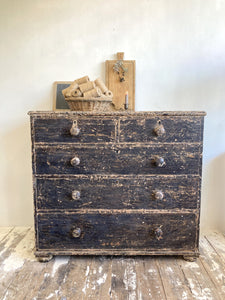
left=33, top=117, right=116, bottom=143
left=105, top=59, right=135, bottom=110
left=119, top=116, right=203, bottom=143
left=36, top=175, right=200, bottom=210
left=37, top=212, right=197, bottom=251
left=35, top=143, right=201, bottom=175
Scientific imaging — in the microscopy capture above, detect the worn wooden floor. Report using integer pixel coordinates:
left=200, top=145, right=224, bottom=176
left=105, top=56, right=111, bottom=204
left=0, top=228, right=224, bottom=300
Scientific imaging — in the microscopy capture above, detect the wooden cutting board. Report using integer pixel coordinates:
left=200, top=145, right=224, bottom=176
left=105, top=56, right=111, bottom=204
left=105, top=52, right=135, bottom=111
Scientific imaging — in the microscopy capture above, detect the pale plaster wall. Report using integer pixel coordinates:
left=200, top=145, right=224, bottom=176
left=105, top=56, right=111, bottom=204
left=0, top=0, right=225, bottom=232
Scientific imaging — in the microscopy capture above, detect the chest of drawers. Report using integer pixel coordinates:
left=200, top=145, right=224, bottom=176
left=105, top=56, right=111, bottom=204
left=28, top=111, right=206, bottom=262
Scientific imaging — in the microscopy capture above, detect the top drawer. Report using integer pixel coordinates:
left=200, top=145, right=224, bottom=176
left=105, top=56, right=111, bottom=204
left=119, top=116, right=203, bottom=143
left=32, top=117, right=116, bottom=143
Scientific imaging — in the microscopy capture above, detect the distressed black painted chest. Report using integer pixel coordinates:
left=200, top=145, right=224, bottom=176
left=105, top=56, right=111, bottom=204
left=28, top=111, right=206, bottom=261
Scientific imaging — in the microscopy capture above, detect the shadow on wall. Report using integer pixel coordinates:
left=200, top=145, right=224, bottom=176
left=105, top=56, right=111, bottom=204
left=2, top=120, right=33, bottom=226
left=201, top=153, right=225, bottom=233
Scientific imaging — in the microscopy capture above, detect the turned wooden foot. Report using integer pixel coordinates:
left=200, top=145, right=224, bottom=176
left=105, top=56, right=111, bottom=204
left=183, top=255, right=197, bottom=262
left=37, top=255, right=53, bottom=262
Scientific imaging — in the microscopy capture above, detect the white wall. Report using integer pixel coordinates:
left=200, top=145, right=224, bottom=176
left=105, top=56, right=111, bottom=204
left=0, top=0, right=225, bottom=231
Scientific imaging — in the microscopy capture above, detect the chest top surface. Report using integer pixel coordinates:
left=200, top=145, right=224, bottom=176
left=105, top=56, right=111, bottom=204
left=28, top=111, right=206, bottom=117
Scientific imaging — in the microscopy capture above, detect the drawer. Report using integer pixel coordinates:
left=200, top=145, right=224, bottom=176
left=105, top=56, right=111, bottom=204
left=119, top=116, right=203, bottom=143
left=35, top=144, right=201, bottom=175
left=33, top=117, right=116, bottom=143
left=36, top=175, right=200, bottom=210
left=37, top=212, right=197, bottom=250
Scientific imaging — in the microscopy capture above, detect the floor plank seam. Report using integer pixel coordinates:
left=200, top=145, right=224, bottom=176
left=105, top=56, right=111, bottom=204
left=107, top=257, right=113, bottom=300
left=177, top=261, right=194, bottom=299
left=204, top=235, right=225, bottom=265
left=0, top=227, right=15, bottom=244
left=198, top=257, right=223, bottom=300
left=155, top=259, right=168, bottom=300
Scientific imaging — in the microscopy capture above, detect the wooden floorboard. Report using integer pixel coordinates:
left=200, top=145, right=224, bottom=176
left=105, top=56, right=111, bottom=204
left=135, top=257, right=166, bottom=300
left=0, top=228, right=225, bottom=300
left=0, top=227, right=31, bottom=299
left=157, top=256, right=193, bottom=300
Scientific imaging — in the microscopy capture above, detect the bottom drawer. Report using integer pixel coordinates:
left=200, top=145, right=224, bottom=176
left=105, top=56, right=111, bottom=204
left=37, top=212, right=197, bottom=251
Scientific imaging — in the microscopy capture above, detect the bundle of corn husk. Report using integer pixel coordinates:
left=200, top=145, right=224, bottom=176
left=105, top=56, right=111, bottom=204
left=62, top=76, right=113, bottom=99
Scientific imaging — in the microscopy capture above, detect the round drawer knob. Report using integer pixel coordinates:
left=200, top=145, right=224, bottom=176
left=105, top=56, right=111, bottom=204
left=155, top=227, right=163, bottom=240
left=153, top=121, right=165, bottom=136
left=154, top=156, right=166, bottom=167
left=70, top=122, right=80, bottom=136
left=70, top=156, right=80, bottom=166
left=154, top=190, right=164, bottom=200
left=72, top=190, right=81, bottom=200
left=72, top=227, right=81, bottom=238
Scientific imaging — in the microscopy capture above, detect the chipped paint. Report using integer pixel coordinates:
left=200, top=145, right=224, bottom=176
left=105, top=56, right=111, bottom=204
left=2, top=229, right=36, bottom=273
left=123, top=261, right=137, bottom=300
left=166, top=266, right=173, bottom=273
left=85, top=265, right=90, bottom=276
left=51, top=256, right=69, bottom=277
left=188, top=278, right=213, bottom=300
left=82, top=265, right=91, bottom=294
left=3, top=252, right=25, bottom=272
left=97, top=273, right=107, bottom=285
left=182, top=291, right=188, bottom=300
left=148, top=268, right=156, bottom=274
left=98, top=266, right=103, bottom=273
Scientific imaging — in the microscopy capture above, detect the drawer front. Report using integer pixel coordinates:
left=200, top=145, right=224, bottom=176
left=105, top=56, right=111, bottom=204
left=36, top=176, right=200, bottom=210
left=35, top=144, right=201, bottom=175
left=37, top=212, right=197, bottom=250
left=33, top=117, right=116, bottom=143
left=119, top=116, right=202, bottom=143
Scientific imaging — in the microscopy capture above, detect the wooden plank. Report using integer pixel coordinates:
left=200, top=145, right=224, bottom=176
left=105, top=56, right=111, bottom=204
left=18, top=258, right=57, bottom=300
left=0, top=227, right=30, bottom=263
left=110, top=257, right=138, bottom=300
left=0, top=228, right=33, bottom=299
left=0, top=227, right=13, bottom=242
left=36, top=175, right=200, bottom=210
left=199, top=236, right=225, bottom=298
left=177, top=256, right=222, bottom=300
left=0, top=229, right=40, bottom=299
left=1, top=229, right=71, bottom=299
left=135, top=257, right=166, bottom=300
left=58, top=256, right=93, bottom=299
left=82, top=256, right=112, bottom=299
left=98, top=257, right=112, bottom=300
left=156, top=257, right=193, bottom=300
left=35, top=143, right=201, bottom=176
left=36, top=257, right=70, bottom=299
left=105, top=58, right=135, bottom=111
left=205, top=231, right=225, bottom=265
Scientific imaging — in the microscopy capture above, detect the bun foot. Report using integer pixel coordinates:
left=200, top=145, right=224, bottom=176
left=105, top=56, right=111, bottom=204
left=183, top=255, right=197, bottom=262
left=37, top=255, right=53, bottom=262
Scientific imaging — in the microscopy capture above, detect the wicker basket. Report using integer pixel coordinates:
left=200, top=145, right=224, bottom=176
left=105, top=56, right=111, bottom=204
left=65, top=97, right=114, bottom=111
